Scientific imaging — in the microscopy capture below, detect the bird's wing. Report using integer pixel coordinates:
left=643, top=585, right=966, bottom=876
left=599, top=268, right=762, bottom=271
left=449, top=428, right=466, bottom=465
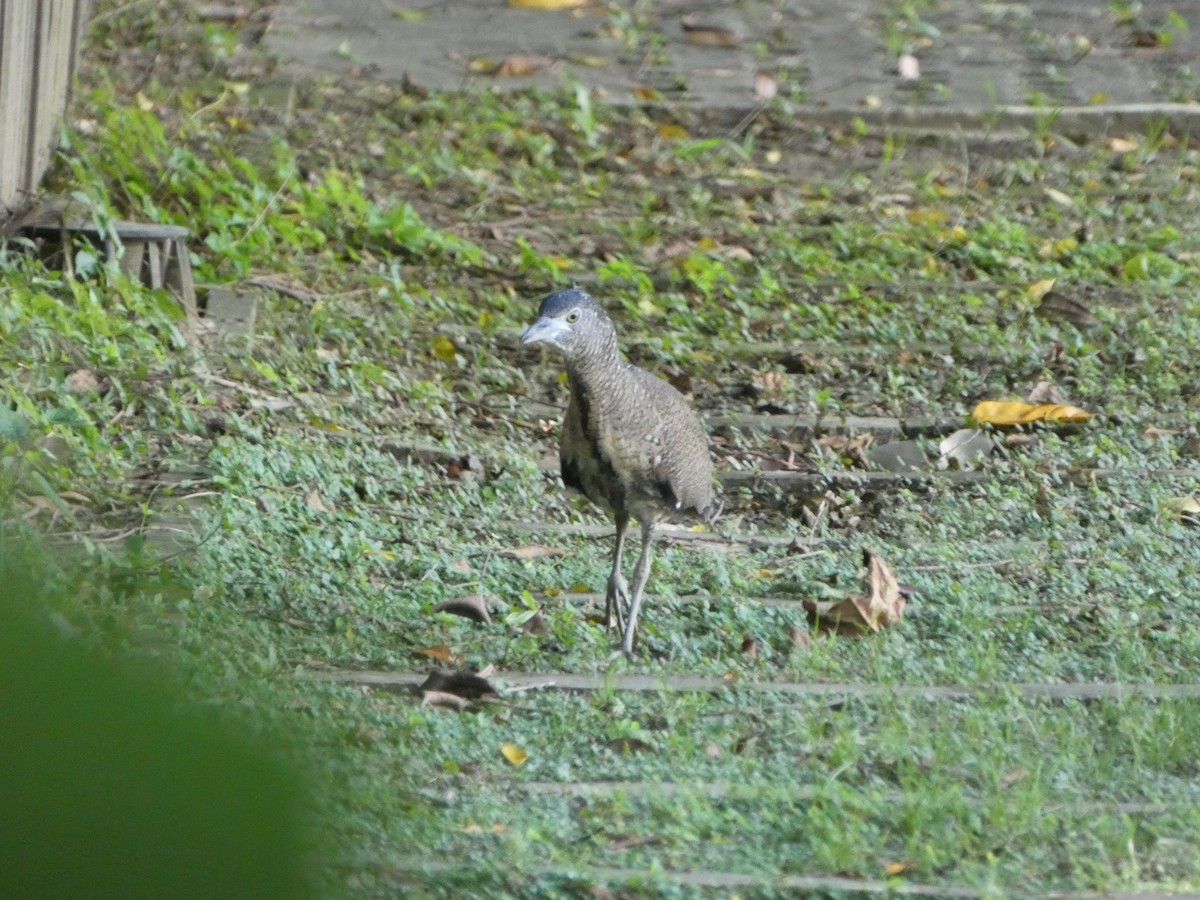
left=559, top=390, right=587, bottom=494
left=629, top=368, right=714, bottom=515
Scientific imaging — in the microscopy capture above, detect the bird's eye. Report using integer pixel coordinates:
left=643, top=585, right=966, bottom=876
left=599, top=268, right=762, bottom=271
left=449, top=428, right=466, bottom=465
left=566, top=310, right=580, bottom=323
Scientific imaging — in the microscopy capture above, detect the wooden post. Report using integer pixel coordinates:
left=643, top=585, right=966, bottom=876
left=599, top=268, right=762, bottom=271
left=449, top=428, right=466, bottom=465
left=0, top=0, right=94, bottom=218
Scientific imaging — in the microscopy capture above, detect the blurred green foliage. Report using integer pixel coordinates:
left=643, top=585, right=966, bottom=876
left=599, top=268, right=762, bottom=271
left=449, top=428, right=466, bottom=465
left=0, top=534, right=318, bottom=900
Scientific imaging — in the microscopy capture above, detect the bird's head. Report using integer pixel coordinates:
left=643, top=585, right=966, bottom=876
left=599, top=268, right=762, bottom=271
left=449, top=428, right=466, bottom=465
left=521, top=289, right=616, bottom=359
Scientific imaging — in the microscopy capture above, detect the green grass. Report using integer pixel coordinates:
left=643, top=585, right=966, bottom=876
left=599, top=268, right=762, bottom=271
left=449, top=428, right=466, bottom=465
left=3, top=1, right=1200, bottom=895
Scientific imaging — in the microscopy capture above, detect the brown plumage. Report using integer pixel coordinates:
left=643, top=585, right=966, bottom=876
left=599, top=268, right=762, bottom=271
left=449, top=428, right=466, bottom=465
left=522, top=289, right=715, bottom=655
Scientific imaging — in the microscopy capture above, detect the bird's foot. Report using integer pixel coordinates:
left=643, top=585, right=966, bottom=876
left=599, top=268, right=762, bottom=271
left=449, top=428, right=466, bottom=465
left=604, top=573, right=630, bottom=633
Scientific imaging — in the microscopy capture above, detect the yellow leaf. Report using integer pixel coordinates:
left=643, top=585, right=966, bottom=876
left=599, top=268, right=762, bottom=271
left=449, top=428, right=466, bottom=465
left=971, top=401, right=1092, bottom=426
left=431, top=334, right=459, bottom=361
left=509, top=0, right=587, bottom=6
left=885, top=862, right=909, bottom=876
left=657, top=123, right=689, bottom=141
left=1037, top=238, right=1078, bottom=260
left=566, top=53, right=607, bottom=68
left=477, top=310, right=494, bottom=328
left=632, top=85, right=662, bottom=102
left=500, top=742, right=528, bottom=765
left=1027, top=278, right=1057, bottom=301
left=907, top=207, right=951, bottom=226
left=697, top=236, right=718, bottom=251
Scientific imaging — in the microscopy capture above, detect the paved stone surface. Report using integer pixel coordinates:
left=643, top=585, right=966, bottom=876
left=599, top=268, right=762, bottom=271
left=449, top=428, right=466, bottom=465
left=266, top=0, right=1200, bottom=130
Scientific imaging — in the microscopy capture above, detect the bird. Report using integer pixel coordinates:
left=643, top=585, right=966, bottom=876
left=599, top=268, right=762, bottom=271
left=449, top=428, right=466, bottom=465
left=522, top=288, right=716, bottom=656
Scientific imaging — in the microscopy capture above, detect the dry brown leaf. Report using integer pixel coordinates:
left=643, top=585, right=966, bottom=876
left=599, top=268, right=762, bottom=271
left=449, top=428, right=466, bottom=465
left=1036, top=290, right=1097, bottom=328
left=1108, top=136, right=1139, bottom=153
left=754, top=70, right=778, bottom=100
left=740, top=633, right=759, bottom=659
left=607, top=833, right=666, bottom=851
left=805, top=549, right=906, bottom=636
left=631, top=85, right=662, bottom=102
left=495, top=54, right=554, bottom=77
left=501, top=545, right=566, bottom=560
left=413, top=644, right=460, bottom=665
left=789, top=626, right=812, bottom=650
left=1163, top=494, right=1200, bottom=525
left=304, top=488, right=330, bottom=513
left=419, top=669, right=498, bottom=700
left=1003, top=432, right=1039, bottom=448
left=433, top=594, right=493, bottom=623
left=680, top=13, right=742, bottom=46
left=507, top=0, right=587, bottom=8
left=999, top=768, right=1030, bottom=789
left=66, top=368, right=102, bottom=393
left=420, top=690, right=472, bottom=711
left=751, top=370, right=786, bottom=399
left=818, top=432, right=874, bottom=468
left=1144, top=426, right=1182, bottom=440
left=1026, top=381, right=1065, bottom=406
left=607, top=736, right=656, bottom=754
left=522, top=612, right=550, bottom=636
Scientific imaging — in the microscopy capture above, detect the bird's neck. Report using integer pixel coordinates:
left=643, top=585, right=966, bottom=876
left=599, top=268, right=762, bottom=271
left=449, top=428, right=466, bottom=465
left=565, top=338, right=621, bottom=384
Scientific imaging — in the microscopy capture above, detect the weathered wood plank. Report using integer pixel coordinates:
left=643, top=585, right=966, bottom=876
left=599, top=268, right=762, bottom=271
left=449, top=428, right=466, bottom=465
left=383, top=858, right=1179, bottom=899
left=517, top=780, right=1182, bottom=817
left=301, top=668, right=1200, bottom=701
left=709, top=411, right=951, bottom=439
left=719, top=466, right=1200, bottom=492
left=0, top=0, right=37, bottom=209
left=0, top=0, right=92, bottom=215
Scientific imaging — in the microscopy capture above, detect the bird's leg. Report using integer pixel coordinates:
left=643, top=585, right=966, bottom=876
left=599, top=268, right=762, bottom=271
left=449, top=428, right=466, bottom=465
left=619, top=520, right=657, bottom=656
left=605, top=512, right=630, bottom=633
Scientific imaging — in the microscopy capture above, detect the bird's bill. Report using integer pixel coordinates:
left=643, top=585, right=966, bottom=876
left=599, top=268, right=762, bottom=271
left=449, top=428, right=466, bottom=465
left=521, top=315, right=569, bottom=347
